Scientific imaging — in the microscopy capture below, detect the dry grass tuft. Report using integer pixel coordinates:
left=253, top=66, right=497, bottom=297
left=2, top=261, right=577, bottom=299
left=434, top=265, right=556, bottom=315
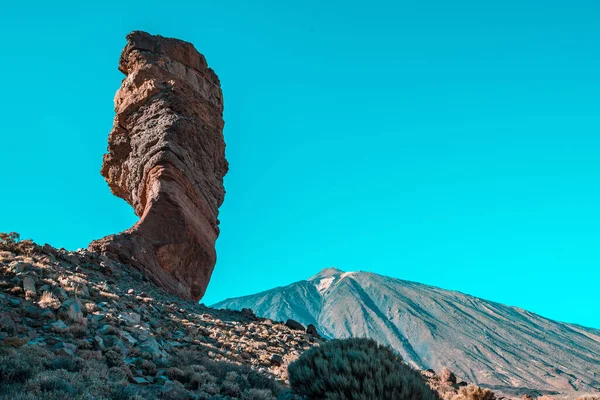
left=38, top=292, right=61, bottom=310
left=452, top=385, right=496, bottom=400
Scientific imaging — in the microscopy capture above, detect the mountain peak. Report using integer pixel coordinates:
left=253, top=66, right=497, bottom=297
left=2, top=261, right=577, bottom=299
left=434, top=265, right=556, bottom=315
left=308, top=267, right=344, bottom=281
left=214, top=269, right=600, bottom=396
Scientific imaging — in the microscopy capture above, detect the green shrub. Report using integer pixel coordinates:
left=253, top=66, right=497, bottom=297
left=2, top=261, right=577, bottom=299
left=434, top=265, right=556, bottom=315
left=242, top=388, right=277, bottom=400
left=25, top=369, right=78, bottom=396
left=0, top=356, right=36, bottom=383
left=0, top=346, right=52, bottom=383
left=51, top=356, right=83, bottom=372
left=288, top=338, right=440, bottom=400
left=169, top=348, right=284, bottom=395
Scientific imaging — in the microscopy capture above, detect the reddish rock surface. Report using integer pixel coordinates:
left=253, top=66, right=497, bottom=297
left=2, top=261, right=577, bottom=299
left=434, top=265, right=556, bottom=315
left=89, top=31, right=228, bottom=301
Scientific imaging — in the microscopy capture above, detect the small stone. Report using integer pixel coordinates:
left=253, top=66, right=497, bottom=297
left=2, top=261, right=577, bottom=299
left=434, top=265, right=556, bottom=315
left=58, top=298, right=85, bottom=324
left=22, top=276, right=36, bottom=298
left=133, top=376, right=149, bottom=385
left=253, top=342, right=267, bottom=350
left=51, top=320, right=68, bottom=331
left=12, top=262, right=31, bottom=274
left=138, top=337, right=162, bottom=357
left=269, top=354, right=284, bottom=366
left=54, top=342, right=77, bottom=357
left=120, top=331, right=137, bottom=346
left=94, top=335, right=105, bottom=350
left=56, top=347, right=74, bottom=357
left=120, top=312, right=141, bottom=326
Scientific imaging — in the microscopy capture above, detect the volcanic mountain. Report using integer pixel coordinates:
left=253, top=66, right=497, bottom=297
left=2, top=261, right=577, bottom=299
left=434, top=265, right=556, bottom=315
left=213, top=268, right=600, bottom=397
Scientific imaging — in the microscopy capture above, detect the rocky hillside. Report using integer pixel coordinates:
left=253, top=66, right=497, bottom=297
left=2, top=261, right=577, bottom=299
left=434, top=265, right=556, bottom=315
left=0, top=234, right=323, bottom=399
left=214, top=268, right=600, bottom=398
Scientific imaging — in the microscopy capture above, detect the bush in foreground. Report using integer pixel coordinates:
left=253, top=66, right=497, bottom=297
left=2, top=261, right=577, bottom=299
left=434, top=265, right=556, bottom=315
left=287, top=338, right=440, bottom=400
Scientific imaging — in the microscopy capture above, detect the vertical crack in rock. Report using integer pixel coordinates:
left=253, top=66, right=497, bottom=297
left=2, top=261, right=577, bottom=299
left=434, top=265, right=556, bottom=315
left=89, top=31, right=228, bottom=301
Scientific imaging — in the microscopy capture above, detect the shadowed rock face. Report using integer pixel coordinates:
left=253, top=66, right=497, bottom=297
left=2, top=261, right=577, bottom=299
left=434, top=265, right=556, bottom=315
left=89, top=31, right=228, bottom=301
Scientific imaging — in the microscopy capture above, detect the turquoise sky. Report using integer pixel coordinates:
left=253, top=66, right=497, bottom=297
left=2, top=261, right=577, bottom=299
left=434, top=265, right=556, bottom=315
left=1, top=1, right=599, bottom=329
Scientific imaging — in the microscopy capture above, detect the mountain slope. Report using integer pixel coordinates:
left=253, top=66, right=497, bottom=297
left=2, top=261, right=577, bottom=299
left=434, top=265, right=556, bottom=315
left=213, top=268, right=600, bottom=396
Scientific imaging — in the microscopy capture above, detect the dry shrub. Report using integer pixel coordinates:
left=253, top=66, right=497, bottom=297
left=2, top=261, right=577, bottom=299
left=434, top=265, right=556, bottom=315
left=452, top=385, right=496, bottom=400
left=0, top=232, right=34, bottom=255
left=38, top=292, right=61, bottom=310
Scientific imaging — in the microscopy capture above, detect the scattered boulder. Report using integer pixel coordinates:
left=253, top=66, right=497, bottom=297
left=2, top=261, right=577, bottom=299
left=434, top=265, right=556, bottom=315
left=440, top=366, right=457, bottom=385
left=51, top=320, right=68, bottom=331
left=133, top=376, right=150, bottom=385
left=269, top=353, right=284, bottom=366
left=306, top=324, right=322, bottom=339
left=22, top=275, right=36, bottom=299
left=120, top=311, right=141, bottom=326
left=241, top=308, right=256, bottom=318
left=58, top=298, right=85, bottom=324
left=285, top=319, right=305, bottom=331
left=54, top=341, right=77, bottom=357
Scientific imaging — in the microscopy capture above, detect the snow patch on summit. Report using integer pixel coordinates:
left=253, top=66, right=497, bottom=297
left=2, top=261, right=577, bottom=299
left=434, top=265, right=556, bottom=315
left=315, top=277, right=335, bottom=293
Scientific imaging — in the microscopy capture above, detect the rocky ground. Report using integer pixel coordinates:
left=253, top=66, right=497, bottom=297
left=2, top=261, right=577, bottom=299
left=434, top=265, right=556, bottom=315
left=4, top=233, right=581, bottom=400
left=0, top=233, right=322, bottom=399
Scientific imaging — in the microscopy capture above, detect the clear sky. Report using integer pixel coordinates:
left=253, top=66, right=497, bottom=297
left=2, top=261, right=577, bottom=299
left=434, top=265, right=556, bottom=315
left=1, top=1, right=599, bottom=329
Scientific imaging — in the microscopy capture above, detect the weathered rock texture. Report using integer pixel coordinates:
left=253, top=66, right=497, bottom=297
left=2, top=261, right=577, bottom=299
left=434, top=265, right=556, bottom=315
left=89, top=31, right=228, bottom=301
left=0, top=235, right=323, bottom=398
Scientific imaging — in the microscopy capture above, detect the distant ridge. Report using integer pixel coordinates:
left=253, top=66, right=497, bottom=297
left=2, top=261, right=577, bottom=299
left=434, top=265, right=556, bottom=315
left=214, top=268, right=600, bottom=397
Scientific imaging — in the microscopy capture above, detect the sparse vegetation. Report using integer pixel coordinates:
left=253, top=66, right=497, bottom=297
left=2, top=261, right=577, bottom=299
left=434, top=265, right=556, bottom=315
left=0, top=232, right=33, bottom=255
left=0, top=344, right=283, bottom=399
left=166, top=348, right=283, bottom=398
left=38, top=291, right=62, bottom=310
left=287, top=338, right=440, bottom=400
left=451, top=385, right=495, bottom=400
left=0, top=235, right=505, bottom=400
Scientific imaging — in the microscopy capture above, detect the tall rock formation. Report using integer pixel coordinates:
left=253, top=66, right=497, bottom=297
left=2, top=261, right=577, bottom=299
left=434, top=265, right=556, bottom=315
left=89, top=31, right=228, bottom=301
